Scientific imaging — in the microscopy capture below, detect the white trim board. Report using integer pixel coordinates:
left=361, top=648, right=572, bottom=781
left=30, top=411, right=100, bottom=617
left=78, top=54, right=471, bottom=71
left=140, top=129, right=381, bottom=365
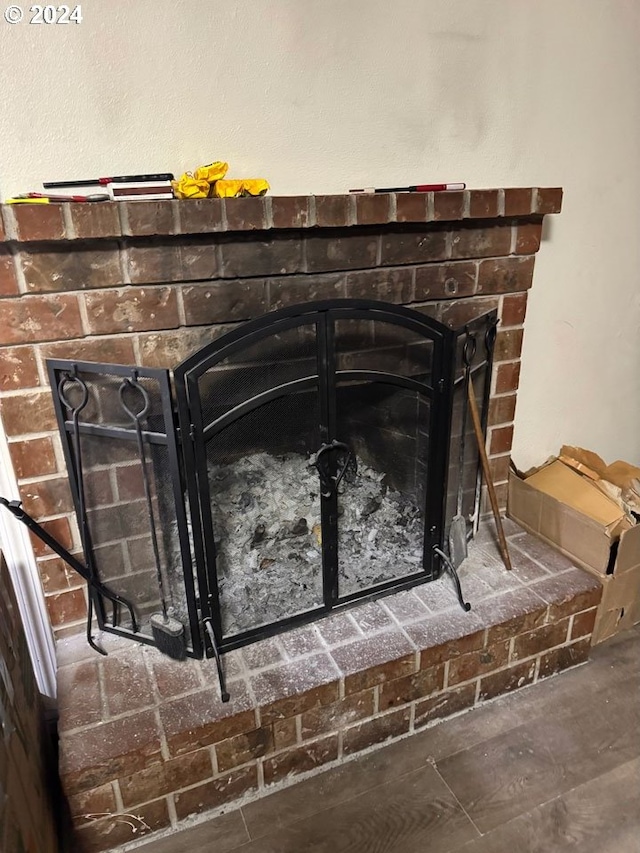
left=0, top=420, right=57, bottom=697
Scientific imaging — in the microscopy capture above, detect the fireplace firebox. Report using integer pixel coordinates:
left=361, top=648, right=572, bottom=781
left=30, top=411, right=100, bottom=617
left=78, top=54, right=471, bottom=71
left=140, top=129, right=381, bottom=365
left=3, top=299, right=496, bottom=699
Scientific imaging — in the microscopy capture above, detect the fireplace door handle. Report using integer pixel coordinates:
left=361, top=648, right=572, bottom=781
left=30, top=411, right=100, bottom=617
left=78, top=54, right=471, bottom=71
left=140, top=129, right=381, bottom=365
left=315, top=440, right=357, bottom=498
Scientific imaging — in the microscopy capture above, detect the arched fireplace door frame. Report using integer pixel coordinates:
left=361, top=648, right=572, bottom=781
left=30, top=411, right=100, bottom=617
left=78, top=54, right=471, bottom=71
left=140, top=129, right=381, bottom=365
left=174, top=299, right=492, bottom=655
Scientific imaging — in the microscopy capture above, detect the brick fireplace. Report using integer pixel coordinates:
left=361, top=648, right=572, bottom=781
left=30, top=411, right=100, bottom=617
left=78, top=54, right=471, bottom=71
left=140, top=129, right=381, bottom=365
left=0, top=187, right=558, bottom=639
left=1, top=187, right=604, bottom=852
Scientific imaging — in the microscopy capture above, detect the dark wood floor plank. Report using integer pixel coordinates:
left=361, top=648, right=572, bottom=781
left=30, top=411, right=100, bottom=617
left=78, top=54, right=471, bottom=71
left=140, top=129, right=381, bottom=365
left=452, top=756, right=640, bottom=853
left=133, top=809, right=248, bottom=853
left=437, top=674, right=640, bottom=833
left=242, top=729, right=456, bottom=839
left=238, top=763, right=478, bottom=852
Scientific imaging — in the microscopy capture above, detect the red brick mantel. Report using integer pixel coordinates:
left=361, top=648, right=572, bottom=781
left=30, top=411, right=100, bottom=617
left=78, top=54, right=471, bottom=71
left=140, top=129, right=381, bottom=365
left=0, top=188, right=562, bottom=637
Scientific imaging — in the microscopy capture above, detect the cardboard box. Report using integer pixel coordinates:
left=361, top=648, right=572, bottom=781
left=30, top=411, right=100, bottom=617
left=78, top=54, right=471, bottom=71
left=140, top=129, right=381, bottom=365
left=508, top=454, right=640, bottom=644
left=594, top=566, right=640, bottom=643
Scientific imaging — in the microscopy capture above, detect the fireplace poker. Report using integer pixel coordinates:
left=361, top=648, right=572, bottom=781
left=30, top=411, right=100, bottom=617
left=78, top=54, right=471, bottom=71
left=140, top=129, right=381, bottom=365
left=119, top=376, right=187, bottom=660
left=467, top=374, right=513, bottom=572
left=0, top=497, right=138, bottom=652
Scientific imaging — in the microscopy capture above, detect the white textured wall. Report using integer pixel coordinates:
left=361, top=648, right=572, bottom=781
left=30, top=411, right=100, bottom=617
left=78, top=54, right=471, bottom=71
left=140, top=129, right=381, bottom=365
left=1, top=0, right=638, bottom=468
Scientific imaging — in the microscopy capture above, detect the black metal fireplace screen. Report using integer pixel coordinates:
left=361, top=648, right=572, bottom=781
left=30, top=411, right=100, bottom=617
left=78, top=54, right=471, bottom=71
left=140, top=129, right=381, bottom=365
left=2, top=299, right=497, bottom=696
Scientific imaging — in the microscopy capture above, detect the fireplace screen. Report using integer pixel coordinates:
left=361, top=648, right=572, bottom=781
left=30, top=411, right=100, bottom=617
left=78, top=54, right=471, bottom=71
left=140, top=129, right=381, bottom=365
left=7, top=300, right=496, bottom=692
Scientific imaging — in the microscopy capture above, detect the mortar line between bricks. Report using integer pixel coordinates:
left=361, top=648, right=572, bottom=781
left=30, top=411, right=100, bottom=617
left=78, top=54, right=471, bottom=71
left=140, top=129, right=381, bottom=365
left=533, top=188, right=543, bottom=213
left=263, top=196, right=273, bottom=230
left=130, top=332, right=143, bottom=365
left=408, top=699, right=416, bottom=733
left=307, top=195, right=317, bottom=228
left=256, top=755, right=265, bottom=790
left=214, top=241, right=224, bottom=277
left=499, top=321, right=525, bottom=333
left=209, top=744, right=219, bottom=776
left=118, top=241, right=132, bottom=285
left=61, top=205, right=76, bottom=240
left=111, top=779, right=125, bottom=813
left=533, top=654, right=542, bottom=683
left=509, top=219, right=518, bottom=255
left=166, top=792, right=178, bottom=829
left=32, top=344, right=50, bottom=386
left=171, top=200, right=181, bottom=235
left=13, top=466, right=75, bottom=486
left=0, top=384, right=51, bottom=399
left=175, top=286, right=187, bottom=326
left=1, top=207, right=17, bottom=240
left=301, top=225, right=309, bottom=273
left=9, top=244, right=28, bottom=294
left=219, top=199, right=229, bottom=231
left=76, top=292, right=92, bottom=337
left=95, top=655, right=109, bottom=720
left=425, top=192, right=435, bottom=221
left=387, top=193, right=397, bottom=224
left=444, top=229, right=453, bottom=260
left=373, top=233, right=382, bottom=267
left=473, top=677, right=481, bottom=704
left=46, top=433, right=67, bottom=474
left=345, top=194, right=355, bottom=226
left=408, top=265, right=417, bottom=302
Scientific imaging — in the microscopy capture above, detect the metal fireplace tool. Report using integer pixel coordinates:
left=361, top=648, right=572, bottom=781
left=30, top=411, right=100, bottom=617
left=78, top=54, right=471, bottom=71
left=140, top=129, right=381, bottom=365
left=1, top=300, right=497, bottom=702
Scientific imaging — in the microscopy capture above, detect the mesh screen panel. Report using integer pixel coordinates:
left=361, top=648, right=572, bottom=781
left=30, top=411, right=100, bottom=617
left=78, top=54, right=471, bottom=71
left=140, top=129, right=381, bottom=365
left=445, top=330, right=490, bottom=543
left=335, top=380, right=428, bottom=596
left=198, top=323, right=318, bottom=429
left=56, top=369, right=192, bottom=643
left=334, top=319, right=434, bottom=384
left=204, top=390, right=324, bottom=638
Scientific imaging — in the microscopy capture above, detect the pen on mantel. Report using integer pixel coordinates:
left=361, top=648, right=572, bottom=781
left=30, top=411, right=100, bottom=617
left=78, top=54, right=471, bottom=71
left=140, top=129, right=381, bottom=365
left=43, top=174, right=174, bottom=189
left=18, top=192, right=110, bottom=202
left=349, top=183, right=466, bottom=194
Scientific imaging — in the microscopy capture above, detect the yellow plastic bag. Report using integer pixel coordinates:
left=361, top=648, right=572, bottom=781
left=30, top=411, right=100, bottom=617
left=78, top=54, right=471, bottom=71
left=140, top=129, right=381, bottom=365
left=193, top=161, right=229, bottom=183
left=213, top=178, right=270, bottom=198
left=173, top=161, right=268, bottom=199
left=172, top=174, right=211, bottom=199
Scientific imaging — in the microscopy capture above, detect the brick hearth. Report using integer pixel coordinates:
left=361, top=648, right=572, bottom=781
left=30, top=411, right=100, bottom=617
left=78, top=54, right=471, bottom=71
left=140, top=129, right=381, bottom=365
left=57, top=521, right=601, bottom=853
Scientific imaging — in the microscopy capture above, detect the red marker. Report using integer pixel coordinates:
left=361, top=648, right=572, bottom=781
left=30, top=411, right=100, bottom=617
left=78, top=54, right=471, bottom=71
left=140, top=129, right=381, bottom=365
left=21, top=192, right=110, bottom=202
left=349, top=183, right=466, bottom=193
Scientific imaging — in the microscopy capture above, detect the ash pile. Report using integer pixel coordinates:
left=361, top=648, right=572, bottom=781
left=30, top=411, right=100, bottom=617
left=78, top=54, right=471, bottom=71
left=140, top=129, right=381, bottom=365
left=207, top=451, right=424, bottom=636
